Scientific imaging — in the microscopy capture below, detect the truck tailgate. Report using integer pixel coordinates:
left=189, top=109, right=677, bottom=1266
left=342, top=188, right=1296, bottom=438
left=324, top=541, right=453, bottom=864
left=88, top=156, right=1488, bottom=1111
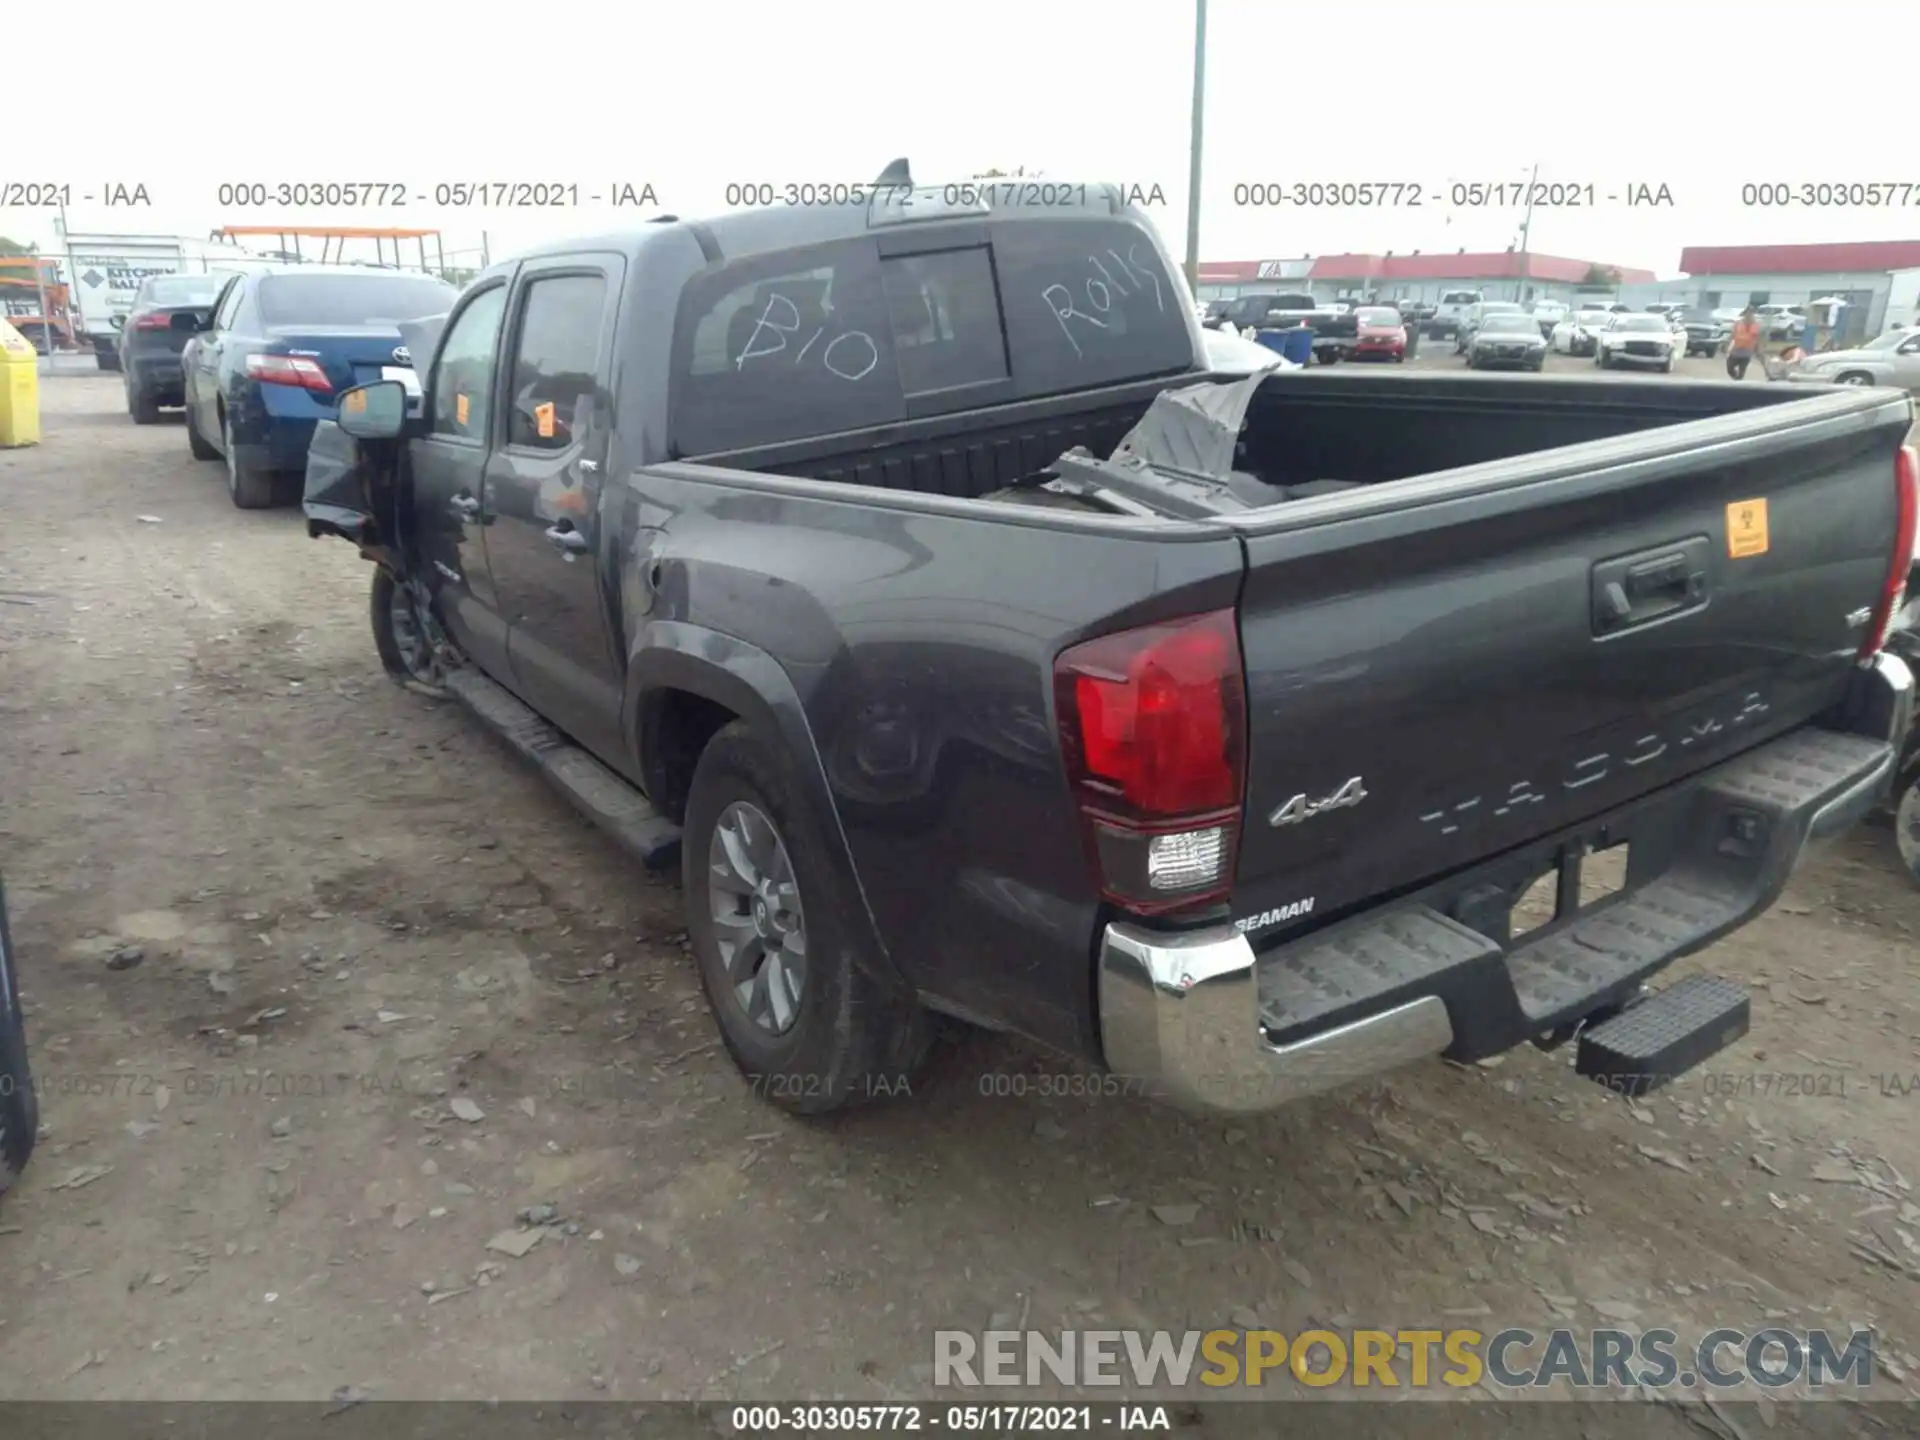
left=1228, top=394, right=1913, bottom=934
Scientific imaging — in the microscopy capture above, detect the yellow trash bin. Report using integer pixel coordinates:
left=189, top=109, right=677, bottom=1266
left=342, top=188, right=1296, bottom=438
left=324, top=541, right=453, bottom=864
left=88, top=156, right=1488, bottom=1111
left=0, top=320, right=41, bottom=448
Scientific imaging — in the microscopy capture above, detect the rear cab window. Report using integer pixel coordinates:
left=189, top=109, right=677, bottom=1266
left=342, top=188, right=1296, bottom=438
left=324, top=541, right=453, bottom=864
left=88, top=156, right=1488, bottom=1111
left=669, top=217, right=1191, bottom=457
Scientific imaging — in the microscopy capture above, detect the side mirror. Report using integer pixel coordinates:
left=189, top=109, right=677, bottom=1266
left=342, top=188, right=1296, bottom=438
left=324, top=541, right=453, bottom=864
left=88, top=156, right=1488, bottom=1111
left=337, top=380, right=409, bottom=441
left=171, top=311, right=207, bottom=334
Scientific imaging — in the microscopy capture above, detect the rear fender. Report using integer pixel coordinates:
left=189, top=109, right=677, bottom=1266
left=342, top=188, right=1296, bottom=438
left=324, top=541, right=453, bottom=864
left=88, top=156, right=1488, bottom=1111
left=627, top=623, right=904, bottom=989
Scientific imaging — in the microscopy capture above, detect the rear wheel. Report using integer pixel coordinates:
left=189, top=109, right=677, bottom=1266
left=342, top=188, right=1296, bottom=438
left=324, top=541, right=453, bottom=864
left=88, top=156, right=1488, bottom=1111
left=684, top=721, right=933, bottom=1115
left=187, top=406, right=219, bottom=460
left=1835, top=371, right=1874, bottom=386
left=127, top=381, right=161, bottom=425
left=1896, top=771, right=1920, bottom=885
left=223, top=413, right=275, bottom=509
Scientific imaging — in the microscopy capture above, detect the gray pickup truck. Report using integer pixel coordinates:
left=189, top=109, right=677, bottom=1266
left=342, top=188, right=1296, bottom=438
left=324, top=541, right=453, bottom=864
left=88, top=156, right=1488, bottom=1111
left=306, top=166, right=1917, bottom=1120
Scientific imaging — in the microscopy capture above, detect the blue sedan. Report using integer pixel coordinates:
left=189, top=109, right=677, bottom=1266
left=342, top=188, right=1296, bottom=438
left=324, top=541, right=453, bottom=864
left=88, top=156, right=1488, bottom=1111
left=182, top=267, right=457, bottom=508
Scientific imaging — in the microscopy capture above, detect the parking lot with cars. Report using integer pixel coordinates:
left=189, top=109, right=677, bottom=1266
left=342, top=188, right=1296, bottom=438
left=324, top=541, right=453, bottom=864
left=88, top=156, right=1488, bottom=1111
left=2, top=369, right=1919, bottom=1425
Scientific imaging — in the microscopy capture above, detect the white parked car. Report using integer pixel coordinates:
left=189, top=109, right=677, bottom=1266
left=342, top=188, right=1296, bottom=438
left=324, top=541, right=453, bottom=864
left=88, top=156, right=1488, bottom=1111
left=1783, top=328, right=1920, bottom=392
left=1754, top=303, right=1806, bottom=340
left=1551, top=308, right=1617, bottom=357
left=1595, top=313, right=1681, bottom=372
left=1430, top=288, right=1483, bottom=338
left=1529, top=300, right=1569, bottom=335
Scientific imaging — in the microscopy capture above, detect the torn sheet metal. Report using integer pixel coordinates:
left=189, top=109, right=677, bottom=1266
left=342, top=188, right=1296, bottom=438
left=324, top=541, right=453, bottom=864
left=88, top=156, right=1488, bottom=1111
left=301, top=419, right=368, bottom=542
left=1106, top=370, right=1269, bottom=482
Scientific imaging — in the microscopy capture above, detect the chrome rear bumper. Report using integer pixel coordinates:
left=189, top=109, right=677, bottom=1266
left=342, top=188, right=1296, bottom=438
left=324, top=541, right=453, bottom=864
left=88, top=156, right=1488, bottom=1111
left=1098, top=922, right=1454, bottom=1114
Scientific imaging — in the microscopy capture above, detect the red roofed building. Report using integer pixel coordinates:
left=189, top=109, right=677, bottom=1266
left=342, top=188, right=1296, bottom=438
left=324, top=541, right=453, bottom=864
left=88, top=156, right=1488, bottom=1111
left=1196, top=251, right=1656, bottom=304
left=1671, top=240, right=1920, bottom=342
left=1678, top=240, right=1920, bottom=275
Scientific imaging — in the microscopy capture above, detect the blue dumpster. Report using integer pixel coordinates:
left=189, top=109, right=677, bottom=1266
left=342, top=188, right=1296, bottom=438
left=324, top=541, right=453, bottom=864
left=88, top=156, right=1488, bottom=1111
left=1253, top=324, right=1315, bottom=367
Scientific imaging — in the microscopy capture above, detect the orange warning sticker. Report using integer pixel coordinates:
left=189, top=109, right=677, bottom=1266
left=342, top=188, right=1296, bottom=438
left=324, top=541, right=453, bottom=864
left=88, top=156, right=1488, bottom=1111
left=534, top=401, right=556, bottom=440
left=343, top=389, right=366, bottom=414
left=1727, top=498, right=1769, bottom=558
left=455, top=393, right=470, bottom=427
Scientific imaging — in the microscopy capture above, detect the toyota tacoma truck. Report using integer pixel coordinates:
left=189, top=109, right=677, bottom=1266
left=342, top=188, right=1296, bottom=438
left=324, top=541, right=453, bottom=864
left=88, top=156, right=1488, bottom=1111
left=305, top=165, right=1917, bottom=1117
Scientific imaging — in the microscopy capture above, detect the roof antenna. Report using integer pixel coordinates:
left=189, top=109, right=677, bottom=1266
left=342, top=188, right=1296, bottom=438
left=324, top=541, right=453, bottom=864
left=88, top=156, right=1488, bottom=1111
left=875, top=157, right=912, bottom=188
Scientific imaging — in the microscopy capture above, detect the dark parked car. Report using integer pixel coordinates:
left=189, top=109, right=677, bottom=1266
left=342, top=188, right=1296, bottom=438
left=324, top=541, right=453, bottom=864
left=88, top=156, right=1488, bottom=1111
left=1465, top=311, right=1549, bottom=370
left=305, top=169, right=1915, bottom=1124
left=0, top=875, right=35, bottom=1199
left=181, top=267, right=458, bottom=508
left=121, top=272, right=234, bottom=424
left=1678, top=309, right=1732, bottom=358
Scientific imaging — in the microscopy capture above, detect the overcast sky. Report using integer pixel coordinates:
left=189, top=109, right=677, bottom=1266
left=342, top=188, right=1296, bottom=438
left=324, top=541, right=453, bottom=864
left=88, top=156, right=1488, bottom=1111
left=5, top=0, right=1916, bottom=278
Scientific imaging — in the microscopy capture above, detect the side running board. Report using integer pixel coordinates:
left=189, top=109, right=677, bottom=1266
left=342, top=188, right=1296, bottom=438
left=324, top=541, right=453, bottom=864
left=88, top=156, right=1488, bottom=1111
left=443, top=669, right=683, bottom=871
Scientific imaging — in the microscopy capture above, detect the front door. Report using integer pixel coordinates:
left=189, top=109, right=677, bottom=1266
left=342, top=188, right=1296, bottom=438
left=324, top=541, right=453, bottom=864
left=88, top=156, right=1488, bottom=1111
left=408, top=281, right=511, bottom=679
left=483, top=259, right=626, bottom=766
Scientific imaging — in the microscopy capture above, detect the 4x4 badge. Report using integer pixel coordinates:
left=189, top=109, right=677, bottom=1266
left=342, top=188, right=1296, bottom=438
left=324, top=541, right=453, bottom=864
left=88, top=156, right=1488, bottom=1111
left=1270, top=776, right=1368, bottom=827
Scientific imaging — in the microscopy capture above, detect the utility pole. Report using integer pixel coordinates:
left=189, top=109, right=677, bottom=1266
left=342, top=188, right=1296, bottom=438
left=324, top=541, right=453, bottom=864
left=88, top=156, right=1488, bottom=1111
left=1183, top=0, right=1207, bottom=291
left=1514, top=161, right=1540, bottom=304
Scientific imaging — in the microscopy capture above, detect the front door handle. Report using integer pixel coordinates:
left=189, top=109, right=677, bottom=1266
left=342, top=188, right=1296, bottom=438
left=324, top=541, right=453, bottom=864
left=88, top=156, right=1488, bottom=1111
left=448, top=493, right=482, bottom=520
left=545, top=524, right=590, bottom=554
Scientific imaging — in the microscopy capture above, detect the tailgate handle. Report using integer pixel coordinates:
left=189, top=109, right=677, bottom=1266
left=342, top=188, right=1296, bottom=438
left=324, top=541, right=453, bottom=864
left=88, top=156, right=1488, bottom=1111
left=1593, top=536, right=1711, bottom=635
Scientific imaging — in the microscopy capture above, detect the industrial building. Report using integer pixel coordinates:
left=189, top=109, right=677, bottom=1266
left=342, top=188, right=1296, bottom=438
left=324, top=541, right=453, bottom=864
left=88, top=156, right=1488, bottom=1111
left=1611, top=241, right=1920, bottom=345
left=1195, top=251, right=1658, bottom=306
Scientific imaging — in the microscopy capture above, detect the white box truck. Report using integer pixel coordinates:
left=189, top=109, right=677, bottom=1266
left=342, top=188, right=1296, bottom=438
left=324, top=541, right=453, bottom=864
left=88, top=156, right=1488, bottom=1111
left=56, top=234, right=189, bottom=372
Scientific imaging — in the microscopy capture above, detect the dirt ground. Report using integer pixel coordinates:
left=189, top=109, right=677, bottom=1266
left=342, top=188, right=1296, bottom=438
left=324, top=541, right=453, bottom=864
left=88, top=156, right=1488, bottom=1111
left=2, top=377, right=1918, bottom=1433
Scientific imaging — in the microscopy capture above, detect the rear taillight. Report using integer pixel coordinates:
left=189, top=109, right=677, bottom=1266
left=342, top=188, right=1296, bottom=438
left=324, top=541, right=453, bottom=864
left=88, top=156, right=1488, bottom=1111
left=246, top=353, right=332, bottom=393
left=1054, top=608, right=1246, bottom=915
left=1860, top=444, right=1919, bottom=663
left=130, top=312, right=172, bottom=331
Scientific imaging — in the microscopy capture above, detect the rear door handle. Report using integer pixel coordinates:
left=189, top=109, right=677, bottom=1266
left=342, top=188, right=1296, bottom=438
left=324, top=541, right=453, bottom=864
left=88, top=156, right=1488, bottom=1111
left=545, top=524, right=590, bottom=554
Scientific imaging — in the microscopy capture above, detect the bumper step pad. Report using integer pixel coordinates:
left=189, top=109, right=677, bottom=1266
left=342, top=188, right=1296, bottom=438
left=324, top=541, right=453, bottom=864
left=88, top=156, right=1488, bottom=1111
left=1257, top=905, right=1503, bottom=1043
left=1253, top=725, right=1892, bottom=1066
left=1575, top=974, right=1751, bottom=1098
left=1506, top=727, right=1890, bottom=1029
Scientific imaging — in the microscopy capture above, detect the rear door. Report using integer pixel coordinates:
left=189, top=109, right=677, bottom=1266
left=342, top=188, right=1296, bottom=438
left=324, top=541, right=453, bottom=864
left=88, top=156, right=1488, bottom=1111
left=408, top=280, right=512, bottom=679
left=1228, top=399, right=1910, bottom=939
left=483, top=257, right=626, bottom=764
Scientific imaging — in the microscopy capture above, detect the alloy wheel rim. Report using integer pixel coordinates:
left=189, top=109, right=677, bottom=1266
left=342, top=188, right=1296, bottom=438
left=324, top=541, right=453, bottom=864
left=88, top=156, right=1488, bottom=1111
left=1897, top=781, right=1920, bottom=879
left=707, top=800, right=807, bottom=1035
left=389, top=584, right=441, bottom=683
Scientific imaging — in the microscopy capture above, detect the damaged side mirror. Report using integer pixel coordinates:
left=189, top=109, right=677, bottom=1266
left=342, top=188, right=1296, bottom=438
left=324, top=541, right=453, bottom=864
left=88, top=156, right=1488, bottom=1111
left=337, top=380, right=409, bottom=441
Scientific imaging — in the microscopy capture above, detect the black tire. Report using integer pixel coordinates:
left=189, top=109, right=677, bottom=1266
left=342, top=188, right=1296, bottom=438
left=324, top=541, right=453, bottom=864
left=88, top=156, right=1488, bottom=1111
left=187, top=407, right=220, bottom=460
left=1835, top=371, right=1874, bottom=387
left=369, top=569, right=449, bottom=696
left=684, top=720, right=933, bottom=1115
left=128, top=382, right=161, bottom=425
left=1314, top=349, right=1339, bottom=366
left=0, top=881, right=37, bottom=1198
left=223, top=412, right=276, bottom=509
left=95, top=351, right=122, bottom=374
left=1896, top=770, right=1920, bottom=886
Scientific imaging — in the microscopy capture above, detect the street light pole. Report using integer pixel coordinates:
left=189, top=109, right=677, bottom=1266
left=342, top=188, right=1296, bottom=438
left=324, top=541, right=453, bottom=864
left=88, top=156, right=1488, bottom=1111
left=1514, top=160, right=1540, bottom=303
left=1183, top=0, right=1207, bottom=291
